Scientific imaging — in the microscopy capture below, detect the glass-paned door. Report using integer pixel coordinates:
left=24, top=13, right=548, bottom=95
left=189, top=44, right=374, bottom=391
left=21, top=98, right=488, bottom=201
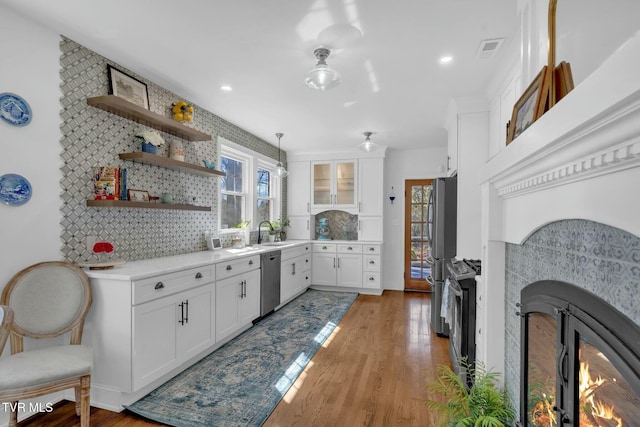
left=404, top=179, right=432, bottom=291
left=313, top=162, right=331, bottom=205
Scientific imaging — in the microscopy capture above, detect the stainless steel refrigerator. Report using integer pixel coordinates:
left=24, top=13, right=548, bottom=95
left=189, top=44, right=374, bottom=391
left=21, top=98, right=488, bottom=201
left=426, top=176, right=457, bottom=336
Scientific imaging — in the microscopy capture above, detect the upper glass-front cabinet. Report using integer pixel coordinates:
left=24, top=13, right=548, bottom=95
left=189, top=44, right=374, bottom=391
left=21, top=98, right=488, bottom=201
left=311, top=160, right=357, bottom=213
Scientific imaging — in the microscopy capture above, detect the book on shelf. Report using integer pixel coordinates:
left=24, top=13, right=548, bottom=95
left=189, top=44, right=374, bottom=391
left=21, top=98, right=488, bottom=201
left=94, top=166, right=119, bottom=200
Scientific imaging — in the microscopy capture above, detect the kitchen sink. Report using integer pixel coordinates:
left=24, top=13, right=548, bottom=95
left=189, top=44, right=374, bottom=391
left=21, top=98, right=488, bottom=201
left=257, top=241, right=293, bottom=247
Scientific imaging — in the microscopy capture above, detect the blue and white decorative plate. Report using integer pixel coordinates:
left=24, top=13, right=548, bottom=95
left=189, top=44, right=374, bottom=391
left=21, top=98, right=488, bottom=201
left=0, top=93, right=32, bottom=126
left=0, top=174, right=32, bottom=206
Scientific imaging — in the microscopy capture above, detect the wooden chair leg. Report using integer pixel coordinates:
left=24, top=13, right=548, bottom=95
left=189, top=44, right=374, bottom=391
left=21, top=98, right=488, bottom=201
left=8, top=402, right=18, bottom=427
left=79, top=375, right=91, bottom=427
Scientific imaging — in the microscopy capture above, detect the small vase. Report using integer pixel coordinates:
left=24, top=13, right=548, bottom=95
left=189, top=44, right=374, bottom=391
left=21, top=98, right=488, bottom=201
left=268, top=234, right=276, bottom=242
left=169, top=140, right=185, bottom=161
left=141, top=141, right=157, bottom=154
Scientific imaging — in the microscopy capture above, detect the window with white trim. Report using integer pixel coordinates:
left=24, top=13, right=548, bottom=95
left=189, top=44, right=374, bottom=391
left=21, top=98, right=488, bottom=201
left=219, top=139, right=281, bottom=233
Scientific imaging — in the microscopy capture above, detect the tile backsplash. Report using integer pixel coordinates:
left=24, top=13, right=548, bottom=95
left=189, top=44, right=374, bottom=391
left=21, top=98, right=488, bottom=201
left=59, top=37, right=285, bottom=262
left=503, top=219, right=640, bottom=413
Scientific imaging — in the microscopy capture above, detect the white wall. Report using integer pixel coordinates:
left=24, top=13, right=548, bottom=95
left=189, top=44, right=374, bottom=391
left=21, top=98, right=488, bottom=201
left=382, top=146, right=447, bottom=290
left=0, top=6, right=64, bottom=424
left=0, top=7, right=62, bottom=292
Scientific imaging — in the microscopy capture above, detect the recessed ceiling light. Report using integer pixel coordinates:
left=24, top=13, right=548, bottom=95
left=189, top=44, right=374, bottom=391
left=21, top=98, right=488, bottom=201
left=220, top=85, right=233, bottom=92
left=439, top=56, right=453, bottom=64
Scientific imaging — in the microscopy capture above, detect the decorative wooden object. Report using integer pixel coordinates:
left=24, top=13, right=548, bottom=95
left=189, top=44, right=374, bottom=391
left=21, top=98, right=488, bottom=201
left=87, top=95, right=211, bottom=141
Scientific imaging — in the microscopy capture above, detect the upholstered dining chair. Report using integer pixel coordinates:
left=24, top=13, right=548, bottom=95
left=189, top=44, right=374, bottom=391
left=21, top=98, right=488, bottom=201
left=0, top=261, right=93, bottom=427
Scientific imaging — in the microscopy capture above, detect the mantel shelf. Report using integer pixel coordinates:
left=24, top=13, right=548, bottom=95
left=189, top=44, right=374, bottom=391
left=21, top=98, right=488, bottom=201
left=87, top=95, right=211, bottom=141
left=87, top=200, right=211, bottom=211
left=118, top=152, right=225, bottom=177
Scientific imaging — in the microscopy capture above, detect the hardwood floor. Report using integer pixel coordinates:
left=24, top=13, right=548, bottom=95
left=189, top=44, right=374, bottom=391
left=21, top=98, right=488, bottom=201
left=18, top=290, right=451, bottom=427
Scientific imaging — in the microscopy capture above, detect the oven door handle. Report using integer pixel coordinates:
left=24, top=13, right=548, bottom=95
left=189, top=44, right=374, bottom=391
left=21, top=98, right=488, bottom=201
left=448, top=279, right=463, bottom=297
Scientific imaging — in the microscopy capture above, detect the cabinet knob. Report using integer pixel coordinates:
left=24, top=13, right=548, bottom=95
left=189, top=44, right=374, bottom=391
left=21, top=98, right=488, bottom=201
left=347, top=246, right=353, bottom=250
left=249, top=260, right=254, bottom=265
left=322, top=245, right=327, bottom=250
left=369, top=276, right=375, bottom=281
left=195, top=272, right=202, bottom=279
left=226, top=265, right=232, bottom=271
left=306, top=259, right=309, bottom=263
left=154, top=282, right=165, bottom=290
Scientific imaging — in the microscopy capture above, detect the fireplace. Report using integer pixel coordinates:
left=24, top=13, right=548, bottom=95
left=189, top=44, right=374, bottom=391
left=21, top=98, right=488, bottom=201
left=519, top=280, right=640, bottom=426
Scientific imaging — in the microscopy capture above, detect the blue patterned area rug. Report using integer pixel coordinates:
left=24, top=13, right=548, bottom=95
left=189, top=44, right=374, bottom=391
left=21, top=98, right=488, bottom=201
left=125, top=289, right=357, bottom=427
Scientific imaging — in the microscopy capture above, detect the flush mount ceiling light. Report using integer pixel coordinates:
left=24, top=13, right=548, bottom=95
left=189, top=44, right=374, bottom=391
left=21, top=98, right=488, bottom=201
left=274, top=132, right=288, bottom=178
left=359, top=131, right=376, bottom=152
left=304, top=48, right=341, bottom=91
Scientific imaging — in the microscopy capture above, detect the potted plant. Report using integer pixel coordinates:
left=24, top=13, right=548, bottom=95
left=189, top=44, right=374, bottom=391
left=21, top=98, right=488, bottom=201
left=278, top=217, right=290, bottom=241
left=268, top=222, right=278, bottom=242
left=425, top=359, right=516, bottom=427
left=135, top=129, right=165, bottom=154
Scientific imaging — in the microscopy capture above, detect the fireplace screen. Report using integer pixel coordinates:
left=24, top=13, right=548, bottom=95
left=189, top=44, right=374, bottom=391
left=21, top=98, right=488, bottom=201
left=526, top=312, right=556, bottom=426
left=576, top=335, right=640, bottom=426
left=521, top=281, right=640, bottom=427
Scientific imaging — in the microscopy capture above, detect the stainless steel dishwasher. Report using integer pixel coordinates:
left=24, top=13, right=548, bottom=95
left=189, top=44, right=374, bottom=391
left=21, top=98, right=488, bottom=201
left=260, top=250, right=281, bottom=316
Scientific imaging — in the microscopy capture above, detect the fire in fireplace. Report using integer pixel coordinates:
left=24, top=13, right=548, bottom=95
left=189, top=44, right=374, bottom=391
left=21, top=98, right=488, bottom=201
left=519, top=280, right=640, bottom=426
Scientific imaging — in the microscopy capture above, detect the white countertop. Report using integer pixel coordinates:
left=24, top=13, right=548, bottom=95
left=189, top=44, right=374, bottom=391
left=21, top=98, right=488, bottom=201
left=82, top=240, right=310, bottom=281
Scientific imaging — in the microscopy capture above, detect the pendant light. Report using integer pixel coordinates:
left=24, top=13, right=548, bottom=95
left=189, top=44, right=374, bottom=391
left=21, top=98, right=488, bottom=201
left=359, top=131, right=377, bottom=152
left=304, top=48, right=341, bottom=91
left=274, top=133, right=288, bottom=178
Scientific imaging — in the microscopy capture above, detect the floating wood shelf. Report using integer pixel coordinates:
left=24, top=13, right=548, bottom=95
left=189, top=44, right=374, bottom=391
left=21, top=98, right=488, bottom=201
left=87, top=95, right=211, bottom=141
left=118, top=152, right=225, bottom=177
left=87, top=200, right=211, bottom=211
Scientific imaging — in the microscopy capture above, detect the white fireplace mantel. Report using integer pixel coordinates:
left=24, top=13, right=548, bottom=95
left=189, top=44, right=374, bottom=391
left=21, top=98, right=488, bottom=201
left=476, top=30, right=640, bottom=380
left=482, top=30, right=640, bottom=244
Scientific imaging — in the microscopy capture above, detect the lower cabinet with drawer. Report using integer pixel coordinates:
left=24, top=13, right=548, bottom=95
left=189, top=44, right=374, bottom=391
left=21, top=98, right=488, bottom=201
left=362, top=244, right=382, bottom=290
left=280, top=244, right=312, bottom=305
left=215, top=255, right=261, bottom=343
left=84, top=265, right=215, bottom=410
left=311, top=243, right=363, bottom=288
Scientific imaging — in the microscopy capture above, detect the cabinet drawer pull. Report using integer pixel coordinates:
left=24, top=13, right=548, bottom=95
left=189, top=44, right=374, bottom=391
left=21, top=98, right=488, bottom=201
left=226, top=265, right=232, bottom=271
left=322, top=245, right=328, bottom=250
left=369, top=276, right=375, bottom=281
left=154, top=282, right=165, bottom=290
left=249, top=260, right=254, bottom=265
left=369, top=260, right=375, bottom=265
left=195, top=272, right=203, bottom=279
left=369, top=247, right=375, bottom=251
left=347, top=246, right=353, bottom=250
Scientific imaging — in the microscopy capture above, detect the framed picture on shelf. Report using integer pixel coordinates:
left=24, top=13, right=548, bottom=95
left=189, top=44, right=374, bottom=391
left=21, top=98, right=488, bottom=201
left=506, top=66, right=552, bottom=144
left=107, top=65, right=150, bottom=109
left=127, top=189, right=150, bottom=202
left=554, top=61, right=574, bottom=102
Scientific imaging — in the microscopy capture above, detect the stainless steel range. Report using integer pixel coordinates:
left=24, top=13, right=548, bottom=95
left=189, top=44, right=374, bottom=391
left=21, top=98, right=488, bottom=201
left=446, top=258, right=480, bottom=387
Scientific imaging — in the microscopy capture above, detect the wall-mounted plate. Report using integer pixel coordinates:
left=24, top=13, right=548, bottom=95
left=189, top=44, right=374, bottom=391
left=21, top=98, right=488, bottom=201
left=0, top=173, right=32, bottom=206
left=0, top=93, right=32, bottom=126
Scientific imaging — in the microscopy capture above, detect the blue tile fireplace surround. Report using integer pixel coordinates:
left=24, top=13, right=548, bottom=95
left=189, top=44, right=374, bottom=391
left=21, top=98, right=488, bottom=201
left=503, top=219, right=640, bottom=417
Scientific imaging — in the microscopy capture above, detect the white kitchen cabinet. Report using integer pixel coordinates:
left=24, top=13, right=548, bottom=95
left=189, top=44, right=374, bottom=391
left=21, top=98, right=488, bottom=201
left=311, top=160, right=358, bottom=213
left=132, top=283, right=214, bottom=391
left=286, top=215, right=312, bottom=240
left=287, top=161, right=311, bottom=216
left=362, top=244, right=382, bottom=290
left=215, top=255, right=261, bottom=342
left=311, top=243, right=362, bottom=288
left=358, top=217, right=383, bottom=241
left=280, top=244, right=311, bottom=304
left=358, top=157, right=384, bottom=216
left=84, top=264, right=216, bottom=409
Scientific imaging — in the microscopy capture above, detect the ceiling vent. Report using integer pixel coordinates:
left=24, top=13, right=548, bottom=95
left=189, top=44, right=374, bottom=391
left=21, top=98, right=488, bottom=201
left=476, top=38, right=504, bottom=59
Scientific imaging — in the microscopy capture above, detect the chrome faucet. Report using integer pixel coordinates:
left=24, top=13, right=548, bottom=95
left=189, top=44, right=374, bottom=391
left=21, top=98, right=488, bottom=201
left=257, top=220, right=274, bottom=244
